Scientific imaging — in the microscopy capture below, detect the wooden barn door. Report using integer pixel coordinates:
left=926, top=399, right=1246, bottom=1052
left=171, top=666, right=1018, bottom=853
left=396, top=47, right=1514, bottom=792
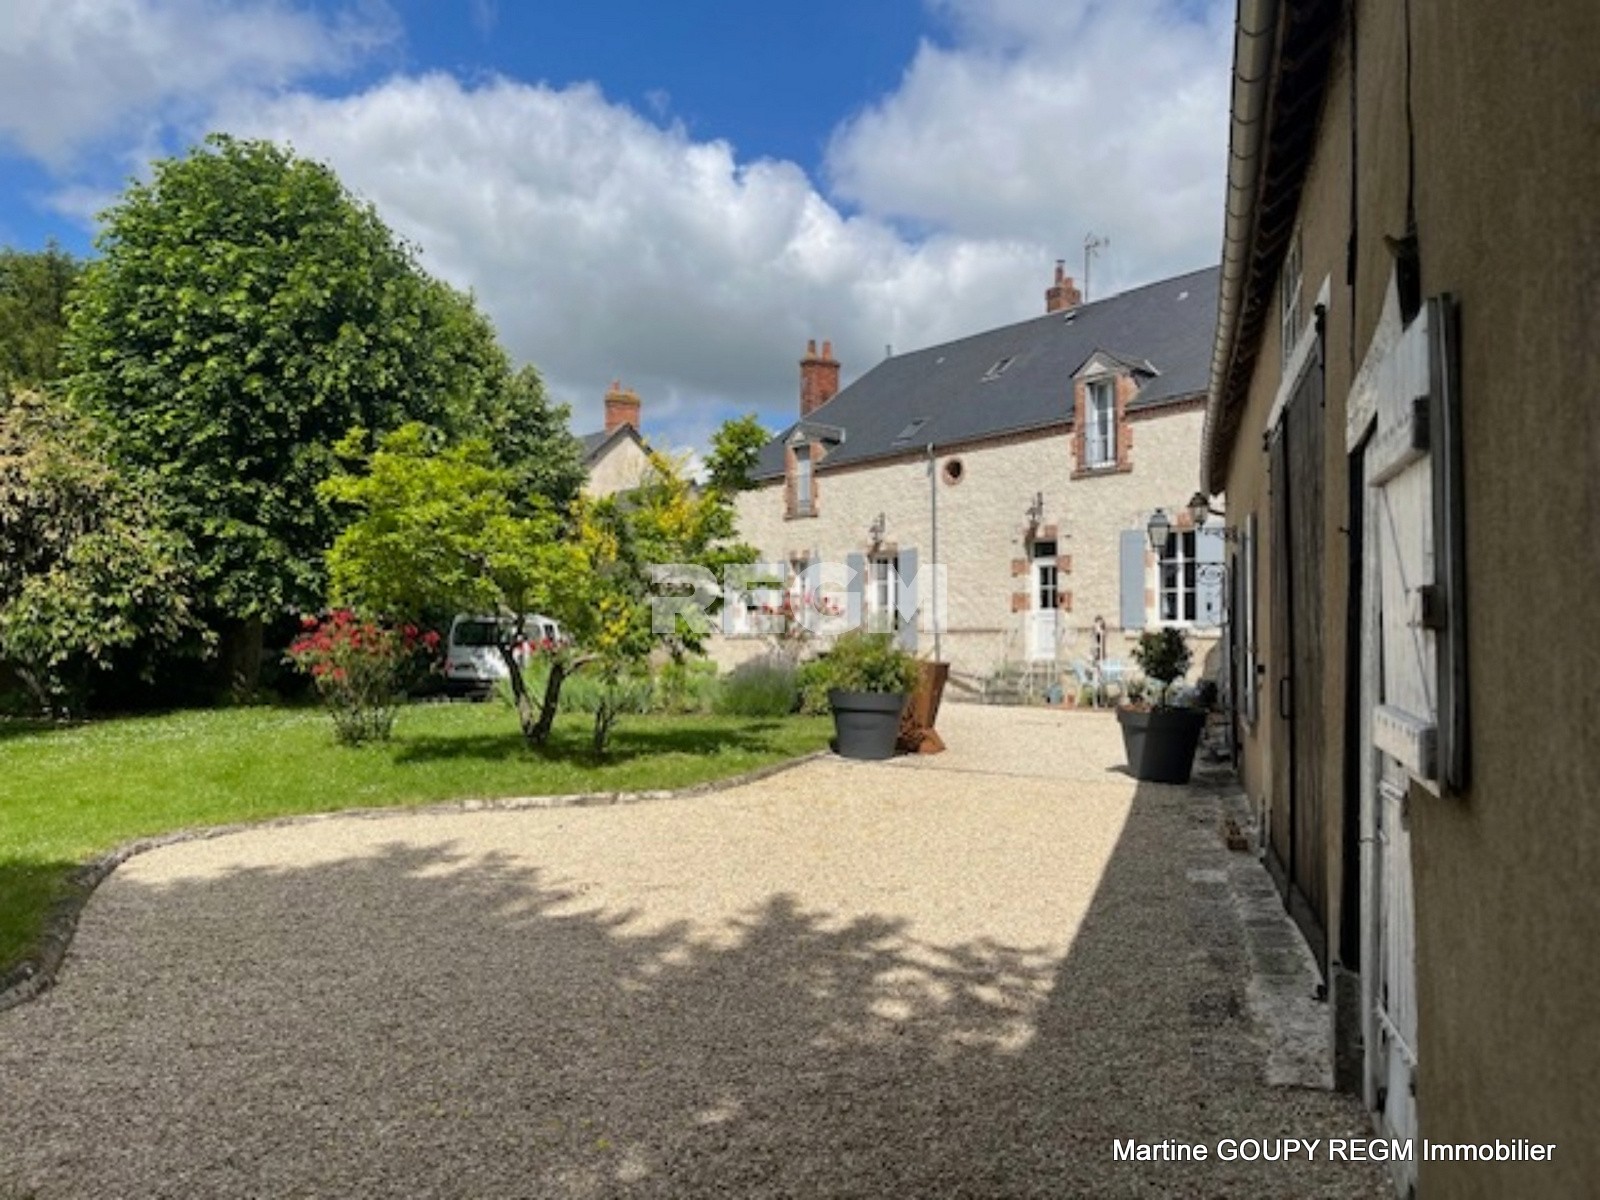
left=1267, top=349, right=1329, bottom=974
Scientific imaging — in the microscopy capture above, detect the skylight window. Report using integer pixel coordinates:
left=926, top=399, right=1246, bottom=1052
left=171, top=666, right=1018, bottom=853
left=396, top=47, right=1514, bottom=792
left=893, top=418, right=929, bottom=443
left=981, top=356, right=1015, bottom=381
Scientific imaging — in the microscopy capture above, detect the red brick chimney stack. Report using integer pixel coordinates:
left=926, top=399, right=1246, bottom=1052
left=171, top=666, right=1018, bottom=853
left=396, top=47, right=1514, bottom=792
left=1046, top=260, right=1083, bottom=313
left=604, top=380, right=641, bottom=434
left=800, top=338, right=840, bottom=417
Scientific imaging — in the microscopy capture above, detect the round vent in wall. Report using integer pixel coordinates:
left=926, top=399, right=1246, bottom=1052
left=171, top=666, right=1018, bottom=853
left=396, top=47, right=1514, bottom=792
left=942, top=458, right=965, bottom=485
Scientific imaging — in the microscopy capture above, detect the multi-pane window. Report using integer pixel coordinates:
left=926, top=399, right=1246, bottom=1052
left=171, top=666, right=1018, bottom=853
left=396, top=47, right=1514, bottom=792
left=792, top=444, right=813, bottom=514
left=1033, top=539, right=1059, bottom=609
left=1160, top=530, right=1198, bottom=623
left=868, top=554, right=898, bottom=631
left=1085, top=379, right=1115, bottom=467
left=1280, top=230, right=1303, bottom=372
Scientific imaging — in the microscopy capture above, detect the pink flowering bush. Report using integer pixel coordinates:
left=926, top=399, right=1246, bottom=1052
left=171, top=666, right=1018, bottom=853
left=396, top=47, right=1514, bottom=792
left=287, top=611, right=440, bottom=744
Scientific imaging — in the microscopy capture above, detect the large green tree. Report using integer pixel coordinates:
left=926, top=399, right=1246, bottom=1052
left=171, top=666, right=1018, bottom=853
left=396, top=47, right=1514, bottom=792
left=0, top=242, right=81, bottom=395
left=63, top=135, right=564, bottom=638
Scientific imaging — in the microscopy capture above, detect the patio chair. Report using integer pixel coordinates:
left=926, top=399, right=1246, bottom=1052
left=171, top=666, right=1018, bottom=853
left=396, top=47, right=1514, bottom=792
left=1067, top=659, right=1095, bottom=704
left=1097, top=659, right=1128, bottom=706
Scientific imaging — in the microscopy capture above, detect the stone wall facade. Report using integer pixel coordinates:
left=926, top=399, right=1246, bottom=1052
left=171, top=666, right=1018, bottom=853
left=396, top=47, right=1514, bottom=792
left=583, top=436, right=651, bottom=499
left=726, top=400, right=1219, bottom=689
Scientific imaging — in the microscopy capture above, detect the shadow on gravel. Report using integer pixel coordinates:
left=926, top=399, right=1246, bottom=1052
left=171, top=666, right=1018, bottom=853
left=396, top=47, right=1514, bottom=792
left=0, top=782, right=1385, bottom=1199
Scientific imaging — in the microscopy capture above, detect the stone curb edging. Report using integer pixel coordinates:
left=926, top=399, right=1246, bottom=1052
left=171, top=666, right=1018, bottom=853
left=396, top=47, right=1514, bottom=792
left=0, top=749, right=831, bottom=1015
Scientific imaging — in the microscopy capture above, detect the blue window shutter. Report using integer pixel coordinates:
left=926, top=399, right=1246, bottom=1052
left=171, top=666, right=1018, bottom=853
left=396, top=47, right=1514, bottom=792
left=846, top=552, right=866, bottom=630
left=1118, top=530, right=1147, bottom=630
left=895, top=546, right=919, bottom=652
left=1196, top=524, right=1226, bottom=627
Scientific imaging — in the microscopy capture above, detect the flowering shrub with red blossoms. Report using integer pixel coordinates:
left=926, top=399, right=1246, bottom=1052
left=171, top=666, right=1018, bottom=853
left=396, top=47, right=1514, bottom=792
left=287, top=611, right=440, bottom=745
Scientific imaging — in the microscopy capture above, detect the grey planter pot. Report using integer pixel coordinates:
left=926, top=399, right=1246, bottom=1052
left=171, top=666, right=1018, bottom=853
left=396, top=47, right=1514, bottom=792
left=1116, top=706, right=1206, bottom=784
left=829, top=689, right=908, bottom=761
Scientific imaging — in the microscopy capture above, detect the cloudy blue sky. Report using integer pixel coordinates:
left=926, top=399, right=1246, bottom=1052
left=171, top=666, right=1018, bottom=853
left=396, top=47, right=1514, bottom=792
left=0, top=0, right=1232, bottom=452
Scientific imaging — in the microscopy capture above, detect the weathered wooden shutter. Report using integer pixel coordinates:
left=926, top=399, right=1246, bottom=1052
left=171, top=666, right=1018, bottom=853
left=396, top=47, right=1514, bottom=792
left=894, top=547, right=919, bottom=652
left=1196, top=523, right=1226, bottom=627
left=846, top=552, right=865, bottom=631
left=1118, top=530, right=1147, bottom=630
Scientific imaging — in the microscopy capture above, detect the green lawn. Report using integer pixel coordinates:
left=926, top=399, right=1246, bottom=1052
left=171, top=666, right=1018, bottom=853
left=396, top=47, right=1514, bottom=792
left=0, top=703, right=831, bottom=976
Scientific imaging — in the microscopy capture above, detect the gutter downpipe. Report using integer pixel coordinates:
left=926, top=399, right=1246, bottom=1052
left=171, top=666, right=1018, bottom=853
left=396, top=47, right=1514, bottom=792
left=1202, top=0, right=1281, bottom=495
left=927, top=443, right=941, bottom=662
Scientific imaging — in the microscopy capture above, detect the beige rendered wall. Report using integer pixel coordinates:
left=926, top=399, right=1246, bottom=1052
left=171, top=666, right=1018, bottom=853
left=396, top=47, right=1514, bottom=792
left=729, top=409, right=1218, bottom=685
left=1401, top=1, right=1600, bottom=1194
left=583, top=437, right=651, bottom=498
left=1224, top=2, right=1600, bottom=1192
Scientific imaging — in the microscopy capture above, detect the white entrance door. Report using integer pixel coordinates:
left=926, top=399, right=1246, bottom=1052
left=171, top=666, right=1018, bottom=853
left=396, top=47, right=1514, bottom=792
left=1352, top=285, right=1448, bottom=1198
left=1028, top=542, right=1059, bottom=661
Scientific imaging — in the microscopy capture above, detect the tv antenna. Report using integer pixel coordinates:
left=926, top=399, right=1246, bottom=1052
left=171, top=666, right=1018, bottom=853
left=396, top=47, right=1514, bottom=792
left=1083, top=233, right=1109, bottom=301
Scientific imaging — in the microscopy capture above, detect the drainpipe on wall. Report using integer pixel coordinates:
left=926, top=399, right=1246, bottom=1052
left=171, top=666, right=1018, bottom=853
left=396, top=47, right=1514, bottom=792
left=927, top=443, right=941, bottom=662
left=1201, top=0, right=1281, bottom=494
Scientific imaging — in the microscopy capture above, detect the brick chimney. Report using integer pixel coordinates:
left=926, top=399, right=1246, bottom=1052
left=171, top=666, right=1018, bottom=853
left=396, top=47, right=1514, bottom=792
left=800, top=338, right=840, bottom=417
left=1046, top=261, right=1083, bottom=313
left=603, top=380, right=641, bottom=434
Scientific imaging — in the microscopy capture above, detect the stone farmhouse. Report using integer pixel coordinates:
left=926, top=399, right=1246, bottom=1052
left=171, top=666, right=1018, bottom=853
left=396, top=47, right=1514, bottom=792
left=578, top=381, right=651, bottom=498
left=726, top=264, right=1224, bottom=697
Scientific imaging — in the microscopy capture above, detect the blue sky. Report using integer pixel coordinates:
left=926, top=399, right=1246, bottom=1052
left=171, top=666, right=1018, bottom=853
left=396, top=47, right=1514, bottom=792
left=0, top=0, right=1232, bottom=452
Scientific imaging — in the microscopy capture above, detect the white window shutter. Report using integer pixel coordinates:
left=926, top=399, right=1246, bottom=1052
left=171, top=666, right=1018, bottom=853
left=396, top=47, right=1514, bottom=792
left=895, top=547, right=919, bottom=652
left=1196, top=524, right=1226, bottom=627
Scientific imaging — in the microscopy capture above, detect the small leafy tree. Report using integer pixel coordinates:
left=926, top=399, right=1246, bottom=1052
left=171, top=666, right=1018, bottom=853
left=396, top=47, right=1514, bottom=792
left=325, top=435, right=756, bottom=755
left=322, top=423, right=581, bottom=744
left=704, top=413, right=769, bottom=496
left=554, top=452, right=757, bottom=753
left=1130, top=627, right=1193, bottom=707
left=0, top=392, right=204, bottom=712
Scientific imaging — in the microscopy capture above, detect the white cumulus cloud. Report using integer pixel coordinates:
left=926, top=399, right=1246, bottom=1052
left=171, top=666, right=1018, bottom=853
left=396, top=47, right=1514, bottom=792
left=4, top=0, right=1233, bottom=451
left=0, top=0, right=398, bottom=167
left=827, top=0, right=1231, bottom=293
left=229, top=73, right=1051, bottom=442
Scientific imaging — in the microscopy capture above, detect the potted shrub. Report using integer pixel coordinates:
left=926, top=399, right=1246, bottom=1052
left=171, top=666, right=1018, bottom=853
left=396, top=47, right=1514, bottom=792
left=824, top=631, right=918, bottom=760
left=1116, top=627, right=1206, bottom=783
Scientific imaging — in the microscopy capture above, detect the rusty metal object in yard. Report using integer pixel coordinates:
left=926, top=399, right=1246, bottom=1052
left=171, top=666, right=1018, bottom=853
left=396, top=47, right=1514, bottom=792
left=897, top=661, right=950, bottom=755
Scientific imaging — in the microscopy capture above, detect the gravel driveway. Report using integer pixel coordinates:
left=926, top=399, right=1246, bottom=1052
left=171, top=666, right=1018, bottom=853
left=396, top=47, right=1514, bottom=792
left=0, top=706, right=1387, bottom=1198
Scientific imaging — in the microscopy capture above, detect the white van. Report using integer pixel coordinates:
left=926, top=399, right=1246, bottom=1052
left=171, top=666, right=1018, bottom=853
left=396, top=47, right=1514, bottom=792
left=442, top=613, right=564, bottom=698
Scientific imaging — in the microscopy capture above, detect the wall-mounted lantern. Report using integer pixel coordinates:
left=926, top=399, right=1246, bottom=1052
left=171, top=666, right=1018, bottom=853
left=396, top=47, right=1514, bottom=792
left=868, top=512, right=887, bottom=546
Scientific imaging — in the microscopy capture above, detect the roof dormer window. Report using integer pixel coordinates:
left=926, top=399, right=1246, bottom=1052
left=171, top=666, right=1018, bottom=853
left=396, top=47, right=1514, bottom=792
left=793, top=447, right=813, bottom=514
left=1085, top=377, right=1116, bottom=468
left=893, top=418, right=929, bottom=444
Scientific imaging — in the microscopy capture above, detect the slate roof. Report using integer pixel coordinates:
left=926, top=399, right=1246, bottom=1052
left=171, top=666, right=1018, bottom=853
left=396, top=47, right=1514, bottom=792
left=578, top=425, right=646, bottom=463
left=752, top=265, right=1219, bottom=481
